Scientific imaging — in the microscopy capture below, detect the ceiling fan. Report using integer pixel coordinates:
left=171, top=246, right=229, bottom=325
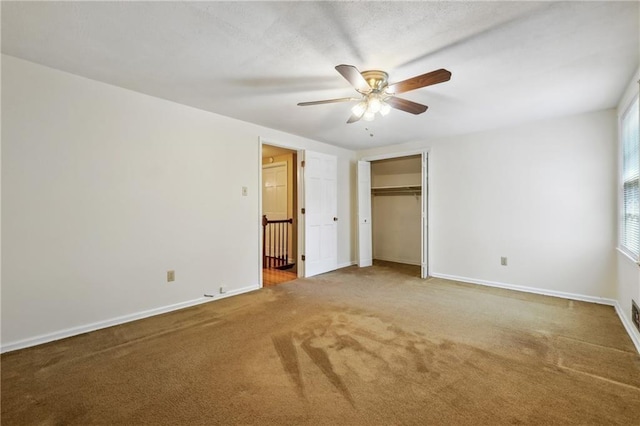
left=297, top=64, right=452, bottom=123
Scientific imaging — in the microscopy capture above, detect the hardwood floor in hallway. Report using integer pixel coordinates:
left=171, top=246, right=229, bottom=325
left=263, top=268, right=297, bottom=287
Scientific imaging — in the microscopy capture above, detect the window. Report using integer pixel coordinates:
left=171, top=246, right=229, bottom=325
left=620, top=95, right=640, bottom=258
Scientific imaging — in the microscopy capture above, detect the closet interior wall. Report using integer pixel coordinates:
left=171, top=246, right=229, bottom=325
left=371, top=155, right=422, bottom=266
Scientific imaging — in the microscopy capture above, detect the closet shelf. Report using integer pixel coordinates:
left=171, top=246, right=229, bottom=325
left=371, top=185, right=422, bottom=195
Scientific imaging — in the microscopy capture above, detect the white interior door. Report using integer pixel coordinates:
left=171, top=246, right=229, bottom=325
left=357, top=161, right=372, bottom=267
left=302, top=150, right=337, bottom=277
left=262, top=162, right=287, bottom=221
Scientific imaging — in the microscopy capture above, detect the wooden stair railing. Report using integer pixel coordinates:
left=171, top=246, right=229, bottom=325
left=262, top=215, right=295, bottom=269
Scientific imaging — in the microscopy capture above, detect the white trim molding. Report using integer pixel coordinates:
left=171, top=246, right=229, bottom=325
left=360, top=148, right=429, bottom=162
left=613, top=301, right=640, bottom=354
left=430, top=272, right=640, bottom=354
left=616, top=247, right=639, bottom=266
left=1, top=284, right=260, bottom=354
left=431, top=272, right=616, bottom=305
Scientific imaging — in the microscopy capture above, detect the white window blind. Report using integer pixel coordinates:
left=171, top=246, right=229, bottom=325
left=621, top=95, right=640, bottom=257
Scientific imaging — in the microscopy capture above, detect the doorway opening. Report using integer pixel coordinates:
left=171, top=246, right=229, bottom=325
left=370, top=155, right=422, bottom=269
left=262, top=144, right=298, bottom=286
left=358, top=151, right=429, bottom=278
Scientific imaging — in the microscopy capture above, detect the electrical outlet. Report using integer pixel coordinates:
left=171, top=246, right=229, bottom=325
left=500, top=257, right=508, bottom=266
left=167, top=270, right=175, bottom=282
left=632, top=300, right=640, bottom=332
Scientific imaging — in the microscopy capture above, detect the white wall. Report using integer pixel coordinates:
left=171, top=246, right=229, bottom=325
left=615, top=67, right=640, bottom=349
left=1, top=55, right=355, bottom=350
left=360, top=109, right=617, bottom=301
left=372, top=194, right=421, bottom=265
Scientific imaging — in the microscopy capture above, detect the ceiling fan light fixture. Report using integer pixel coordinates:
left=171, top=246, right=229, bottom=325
left=368, top=96, right=382, bottom=114
left=351, top=101, right=367, bottom=117
left=363, top=111, right=375, bottom=121
left=380, top=101, right=391, bottom=116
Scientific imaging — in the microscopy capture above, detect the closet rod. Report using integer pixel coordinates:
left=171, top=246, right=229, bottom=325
left=372, top=192, right=421, bottom=196
left=371, top=185, right=421, bottom=196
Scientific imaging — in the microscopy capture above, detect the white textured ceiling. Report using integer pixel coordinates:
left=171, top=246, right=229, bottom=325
left=2, top=1, right=638, bottom=150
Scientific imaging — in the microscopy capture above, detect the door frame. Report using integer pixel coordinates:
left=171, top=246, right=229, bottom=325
left=359, top=149, right=430, bottom=278
left=259, top=138, right=305, bottom=287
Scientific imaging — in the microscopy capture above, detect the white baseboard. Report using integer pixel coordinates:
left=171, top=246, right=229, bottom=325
left=613, top=301, right=640, bottom=354
left=430, top=272, right=640, bottom=354
left=430, top=272, right=616, bottom=305
left=7, top=273, right=639, bottom=356
left=0, top=284, right=260, bottom=354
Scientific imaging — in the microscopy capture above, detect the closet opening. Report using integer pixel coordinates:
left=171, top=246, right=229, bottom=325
left=371, top=155, right=422, bottom=271
left=358, top=151, right=428, bottom=278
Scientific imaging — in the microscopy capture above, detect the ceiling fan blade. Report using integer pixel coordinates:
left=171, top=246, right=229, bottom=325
left=387, top=69, right=451, bottom=95
left=386, top=97, right=429, bottom=115
left=335, top=64, right=371, bottom=93
left=297, top=97, right=358, bottom=106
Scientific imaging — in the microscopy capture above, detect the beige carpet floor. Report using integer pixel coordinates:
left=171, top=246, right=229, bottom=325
left=2, top=261, right=640, bottom=425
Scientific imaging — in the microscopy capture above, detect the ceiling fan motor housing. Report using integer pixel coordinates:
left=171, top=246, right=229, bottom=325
left=360, top=70, right=389, bottom=92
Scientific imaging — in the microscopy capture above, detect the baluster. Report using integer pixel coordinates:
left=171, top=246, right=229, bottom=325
left=278, top=222, right=281, bottom=265
left=285, top=220, right=289, bottom=265
left=278, top=222, right=281, bottom=264
left=262, top=215, right=267, bottom=269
